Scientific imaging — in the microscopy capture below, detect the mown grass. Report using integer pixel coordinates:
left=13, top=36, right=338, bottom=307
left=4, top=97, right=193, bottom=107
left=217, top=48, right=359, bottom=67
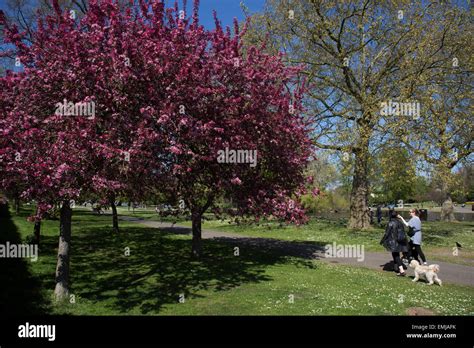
left=1, top=205, right=473, bottom=316
left=119, top=207, right=474, bottom=265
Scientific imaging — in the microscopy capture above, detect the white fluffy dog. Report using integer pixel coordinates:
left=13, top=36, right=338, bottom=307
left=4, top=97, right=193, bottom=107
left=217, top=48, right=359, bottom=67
left=409, top=260, right=442, bottom=286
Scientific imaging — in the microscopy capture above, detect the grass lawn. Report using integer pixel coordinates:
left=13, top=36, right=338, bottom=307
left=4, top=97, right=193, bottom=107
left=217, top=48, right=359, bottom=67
left=1, top=205, right=473, bottom=316
left=196, top=218, right=474, bottom=264
left=118, top=207, right=474, bottom=265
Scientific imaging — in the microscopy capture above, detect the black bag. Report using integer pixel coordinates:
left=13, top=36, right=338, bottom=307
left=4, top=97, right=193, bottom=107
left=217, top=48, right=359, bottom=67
left=407, top=226, right=416, bottom=237
left=397, top=225, right=407, bottom=243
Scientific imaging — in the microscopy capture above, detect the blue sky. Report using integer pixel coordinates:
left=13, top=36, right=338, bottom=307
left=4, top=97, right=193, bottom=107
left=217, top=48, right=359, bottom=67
left=165, top=0, right=265, bottom=28
left=0, top=0, right=265, bottom=73
left=0, top=0, right=266, bottom=29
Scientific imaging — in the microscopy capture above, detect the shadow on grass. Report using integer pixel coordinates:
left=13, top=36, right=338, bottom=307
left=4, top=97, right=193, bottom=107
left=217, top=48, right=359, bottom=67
left=0, top=204, right=50, bottom=316
left=381, top=260, right=409, bottom=274
left=156, top=222, right=331, bottom=258
left=66, top=225, right=318, bottom=314
left=211, top=236, right=327, bottom=260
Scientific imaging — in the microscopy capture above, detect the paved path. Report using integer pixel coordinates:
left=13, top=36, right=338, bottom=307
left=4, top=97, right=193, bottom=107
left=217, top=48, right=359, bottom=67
left=120, top=216, right=474, bottom=288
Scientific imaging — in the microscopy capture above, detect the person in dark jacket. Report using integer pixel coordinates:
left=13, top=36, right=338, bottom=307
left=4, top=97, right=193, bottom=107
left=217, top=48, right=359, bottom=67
left=380, top=210, right=409, bottom=276
left=398, top=209, right=427, bottom=265
left=376, top=205, right=383, bottom=225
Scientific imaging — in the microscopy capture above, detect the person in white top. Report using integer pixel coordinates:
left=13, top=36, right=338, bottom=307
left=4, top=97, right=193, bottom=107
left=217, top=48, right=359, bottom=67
left=397, top=209, right=427, bottom=265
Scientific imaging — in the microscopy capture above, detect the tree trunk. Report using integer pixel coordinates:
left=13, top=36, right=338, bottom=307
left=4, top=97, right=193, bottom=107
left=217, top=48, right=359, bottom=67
left=54, top=200, right=72, bottom=302
left=33, top=206, right=41, bottom=245
left=14, top=195, right=20, bottom=215
left=441, top=196, right=456, bottom=222
left=437, top=167, right=457, bottom=221
left=34, top=220, right=41, bottom=245
left=348, top=143, right=371, bottom=229
left=191, top=210, right=202, bottom=257
left=110, top=197, right=119, bottom=233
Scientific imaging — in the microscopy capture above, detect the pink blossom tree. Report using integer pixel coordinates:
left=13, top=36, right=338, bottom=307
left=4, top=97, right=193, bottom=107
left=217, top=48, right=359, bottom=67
left=136, top=2, right=314, bottom=256
left=0, top=0, right=162, bottom=299
left=1, top=1, right=314, bottom=308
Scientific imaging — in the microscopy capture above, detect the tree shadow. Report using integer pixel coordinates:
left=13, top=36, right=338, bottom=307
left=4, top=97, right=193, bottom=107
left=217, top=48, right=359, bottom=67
left=69, top=225, right=319, bottom=314
left=210, top=236, right=327, bottom=261
left=0, top=204, right=50, bottom=316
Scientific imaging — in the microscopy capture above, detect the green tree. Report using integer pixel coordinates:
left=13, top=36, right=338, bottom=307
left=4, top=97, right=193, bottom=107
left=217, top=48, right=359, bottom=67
left=305, top=151, right=339, bottom=190
left=410, top=175, right=430, bottom=203
left=450, top=164, right=474, bottom=204
left=371, top=146, right=415, bottom=203
left=384, top=3, right=473, bottom=219
left=245, top=0, right=471, bottom=229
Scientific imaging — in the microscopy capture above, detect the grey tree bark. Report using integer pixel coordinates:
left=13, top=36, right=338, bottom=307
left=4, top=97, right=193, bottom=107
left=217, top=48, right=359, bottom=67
left=441, top=196, right=456, bottom=222
left=54, top=200, right=72, bottom=301
left=191, top=210, right=202, bottom=257
left=110, top=196, right=119, bottom=233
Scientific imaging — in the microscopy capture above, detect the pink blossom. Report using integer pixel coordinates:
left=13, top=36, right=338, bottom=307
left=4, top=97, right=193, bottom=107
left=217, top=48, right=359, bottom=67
left=169, top=146, right=183, bottom=155
left=231, top=177, right=242, bottom=185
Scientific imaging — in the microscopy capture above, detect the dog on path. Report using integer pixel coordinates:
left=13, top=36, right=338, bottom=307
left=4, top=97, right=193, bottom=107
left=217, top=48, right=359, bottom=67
left=409, top=260, right=442, bottom=286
